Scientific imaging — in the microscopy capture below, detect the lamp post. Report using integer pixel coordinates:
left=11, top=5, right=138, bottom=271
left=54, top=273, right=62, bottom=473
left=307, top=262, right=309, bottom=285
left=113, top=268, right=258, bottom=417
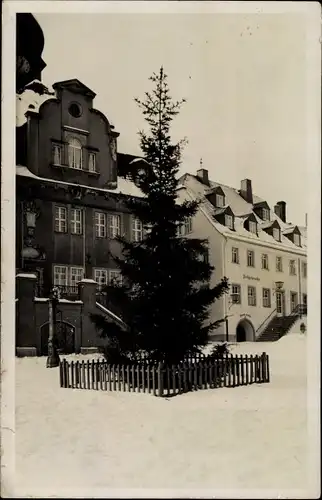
left=46, top=286, right=61, bottom=368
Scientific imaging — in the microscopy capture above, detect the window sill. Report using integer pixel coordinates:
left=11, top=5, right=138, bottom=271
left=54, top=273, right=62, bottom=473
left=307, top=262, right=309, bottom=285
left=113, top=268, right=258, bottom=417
left=51, top=163, right=100, bottom=176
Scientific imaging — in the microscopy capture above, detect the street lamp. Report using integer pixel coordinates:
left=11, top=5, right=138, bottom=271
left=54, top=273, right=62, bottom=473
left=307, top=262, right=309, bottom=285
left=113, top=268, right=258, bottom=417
left=46, top=286, right=61, bottom=368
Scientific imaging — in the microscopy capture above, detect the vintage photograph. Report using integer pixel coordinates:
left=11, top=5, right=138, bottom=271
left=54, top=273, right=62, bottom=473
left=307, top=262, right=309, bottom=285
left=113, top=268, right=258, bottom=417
left=1, top=1, right=320, bottom=498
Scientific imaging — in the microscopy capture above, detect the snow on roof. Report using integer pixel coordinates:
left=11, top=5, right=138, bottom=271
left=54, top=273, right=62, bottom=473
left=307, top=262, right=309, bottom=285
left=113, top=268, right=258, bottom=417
left=16, top=81, right=56, bottom=127
left=181, top=174, right=307, bottom=253
left=16, top=165, right=144, bottom=199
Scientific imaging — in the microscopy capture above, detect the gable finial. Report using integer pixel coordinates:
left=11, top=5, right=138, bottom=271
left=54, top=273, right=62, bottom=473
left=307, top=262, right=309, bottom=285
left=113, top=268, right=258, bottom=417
left=200, top=157, right=203, bottom=168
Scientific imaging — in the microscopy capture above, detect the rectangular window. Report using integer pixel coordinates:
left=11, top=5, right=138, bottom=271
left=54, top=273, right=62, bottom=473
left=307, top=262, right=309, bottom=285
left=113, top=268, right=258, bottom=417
left=109, top=214, right=121, bottom=238
left=302, top=261, right=307, bottom=278
left=247, top=250, right=255, bottom=267
left=70, top=208, right=83, bottom=235
left=273, top=227, right=280, bottom=241
left=52, top=143, right=62, bottom=165
left=109, top=269, right=122, bottom=285
left=70, top=267, right=84, bottom=291
left=276, top=256, right=283, bottom=272
left=95, top=212, right=106, bottom=238
left=262, top=288, right=271, bottom=308
left=290, top=291, right=298, bottom=312
left=54, top=206, right=67, bottom=233
left=248, top=286, right=257, bottom=306
left=216, top=194, right=225, bottom=207
left=249, top=221, right=257, bottom=234
left=262, top=208, right=270, bottom=221
left=231, top=284, right=241, bottom=304
left=225, top=214, right=234, bottom=229
left=302, top=293, right=307, bottom=306
left=54, top=265, right=68, bottom=286
left=289, top=260, right=296, bottom=276
left=232, top=247, right=239, bottom=264
left=293, top=233, right=301, bottom=246
left=261, top=253, right=269, bottom=270
left=94, top=268, right=108, bottom=289
left=132, top=217, right=143, bottom=242
left=88, top=152, right=97, bottom=172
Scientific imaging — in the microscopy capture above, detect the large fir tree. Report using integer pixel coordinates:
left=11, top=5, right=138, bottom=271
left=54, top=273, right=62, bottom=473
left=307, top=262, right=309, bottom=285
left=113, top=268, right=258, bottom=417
left=91, top=67, right=229, bottom=364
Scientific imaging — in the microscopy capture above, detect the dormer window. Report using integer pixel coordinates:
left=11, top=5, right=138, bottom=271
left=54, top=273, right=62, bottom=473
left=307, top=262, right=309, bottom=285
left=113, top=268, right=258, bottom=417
left=216, top=194, right=225, bottom=208
left=68, top=137, right=83, bottom=170
left=207, top=186, right=226, bottom=209
left=249, top=221, right=257, bottom=233
left=293, top=233, right=301, bottom=247
left=262, top=208, right=270, bottom=221
left=225, top=214, right=234, bottom=230
left=273, top=227, right=281, bottom=241
left=254, top=201, right=270, bottom=222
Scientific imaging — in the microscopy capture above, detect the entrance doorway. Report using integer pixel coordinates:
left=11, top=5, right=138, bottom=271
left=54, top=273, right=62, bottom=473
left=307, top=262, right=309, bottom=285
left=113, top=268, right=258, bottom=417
left=276, top=291, right=285, bottom=316
left=236, top=319, right=255, bottom=342
left=40, top=321, right=75, bottom=355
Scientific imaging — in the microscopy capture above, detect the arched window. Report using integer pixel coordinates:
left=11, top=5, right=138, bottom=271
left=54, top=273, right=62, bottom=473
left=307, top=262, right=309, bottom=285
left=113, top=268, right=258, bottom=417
left=68, top=137, right=83, bottom=169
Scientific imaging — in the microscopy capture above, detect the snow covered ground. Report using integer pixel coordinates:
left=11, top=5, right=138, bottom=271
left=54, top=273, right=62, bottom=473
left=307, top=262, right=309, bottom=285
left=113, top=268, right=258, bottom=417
left=15, top=334, right=311, bottom=498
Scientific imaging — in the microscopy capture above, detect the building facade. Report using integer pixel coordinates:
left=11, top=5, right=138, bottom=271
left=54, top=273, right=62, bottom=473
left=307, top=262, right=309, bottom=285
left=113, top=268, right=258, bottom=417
left=178, top=169, right=307, bottom=342
left=16, top=78, right=145, bottom=300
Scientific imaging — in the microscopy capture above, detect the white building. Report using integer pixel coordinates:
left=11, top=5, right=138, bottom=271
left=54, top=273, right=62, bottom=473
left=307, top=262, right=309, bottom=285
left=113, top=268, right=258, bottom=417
left=178, top=169, right=307, bottom=342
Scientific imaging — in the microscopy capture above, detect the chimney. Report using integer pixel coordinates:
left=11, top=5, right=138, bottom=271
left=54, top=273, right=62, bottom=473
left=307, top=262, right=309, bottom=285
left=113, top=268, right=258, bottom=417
left=196, top=168, right=209, bottom=186
left=305, top=213, right=308, bottom=228
left=275, top=201, right=286, bottom=222
left=240, top=179, right=253, bottom=204
left=274, top=204, right=281, bottom=219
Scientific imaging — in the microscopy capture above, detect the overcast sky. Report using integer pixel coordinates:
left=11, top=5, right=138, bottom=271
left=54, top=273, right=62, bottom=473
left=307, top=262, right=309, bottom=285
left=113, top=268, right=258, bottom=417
left=35, top=11, right=309, bottom=225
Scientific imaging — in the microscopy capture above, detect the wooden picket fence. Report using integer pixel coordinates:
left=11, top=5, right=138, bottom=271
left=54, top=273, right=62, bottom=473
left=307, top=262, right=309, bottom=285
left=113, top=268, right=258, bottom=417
left=59, top=353, right=270, bottom=397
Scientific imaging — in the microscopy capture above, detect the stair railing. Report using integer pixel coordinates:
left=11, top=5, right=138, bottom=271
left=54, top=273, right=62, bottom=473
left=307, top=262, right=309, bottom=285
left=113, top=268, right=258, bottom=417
left=256, top=308, right=277, bottom=337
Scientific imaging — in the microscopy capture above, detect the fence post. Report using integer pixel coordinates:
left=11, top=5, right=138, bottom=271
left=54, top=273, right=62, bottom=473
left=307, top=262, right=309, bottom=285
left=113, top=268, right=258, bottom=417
left=266, top=354, right=270, bottom=383
left=157, top=362, right=164, bottom=397
left=59, top=361, right=63, bottom=387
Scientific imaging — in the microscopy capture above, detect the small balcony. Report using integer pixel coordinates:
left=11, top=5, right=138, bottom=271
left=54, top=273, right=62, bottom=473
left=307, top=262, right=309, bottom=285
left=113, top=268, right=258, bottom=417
left=35, top=284, right=80, bottom=300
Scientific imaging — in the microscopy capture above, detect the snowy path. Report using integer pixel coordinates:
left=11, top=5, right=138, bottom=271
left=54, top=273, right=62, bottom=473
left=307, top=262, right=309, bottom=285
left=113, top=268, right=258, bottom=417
left=15, top=335, right=308, bottom=497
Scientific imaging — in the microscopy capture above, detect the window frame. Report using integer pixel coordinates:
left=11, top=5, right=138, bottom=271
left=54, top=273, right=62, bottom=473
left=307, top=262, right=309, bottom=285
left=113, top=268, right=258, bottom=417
left=232, top=247, right=239, bottom=264
left=95, top=211, right=107, bottom=238
left=225, top=214, right=234, bottom=230
left=67, top=136, right=83, bottom=170
left=216, top=193, right=225, bottom=208
left=289, top=259, right=296, bottom=276
left=293, top=233, right=301, bottom=247
left=261, top=253, right=269, bottom=270
left=248, top=286, right=257, bottom=306
left=88, top=151, right=97, bottom=173
left=262, top=288, right=271, bottom=308
left=70, top=207, right=83, bottom=235
left=272, top=227, right=281, bottom=241
left=247, top=249, right=255, bottom=268
left=276, top=256, right=283, bottom=272
left=109, top=214, right=121, bottom=239
left=249, top=220, right=257, bottom=234
left=231, top=284, right=241, bottom=304
left=132, top=217, right=143, bottom=242
left=53, top=265, right=68, bottom=287
left=54, top=206, right=67, bottom=233
left=52, top=143, right=63, bottom=166
left=94, top=268, right=109, bottom=289
left=262, top=208, right=270, bottom=221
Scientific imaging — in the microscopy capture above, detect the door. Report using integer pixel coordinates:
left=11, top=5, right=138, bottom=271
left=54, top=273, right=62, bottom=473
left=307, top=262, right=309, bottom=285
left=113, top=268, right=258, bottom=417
left=276, top=291, right=284, bottom=316
left=40, top=321, right=75, bottom=355
left=290, top=292, right=298, bottom=314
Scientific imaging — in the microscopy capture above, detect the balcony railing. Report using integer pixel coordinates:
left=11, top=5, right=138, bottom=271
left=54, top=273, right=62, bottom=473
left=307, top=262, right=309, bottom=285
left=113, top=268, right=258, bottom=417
left=35, top=284, right=80, bottom=300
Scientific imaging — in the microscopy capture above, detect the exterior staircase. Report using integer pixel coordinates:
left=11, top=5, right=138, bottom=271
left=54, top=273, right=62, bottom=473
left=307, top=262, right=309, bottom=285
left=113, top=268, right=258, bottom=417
left=256, top=304, right=307, bottom=342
